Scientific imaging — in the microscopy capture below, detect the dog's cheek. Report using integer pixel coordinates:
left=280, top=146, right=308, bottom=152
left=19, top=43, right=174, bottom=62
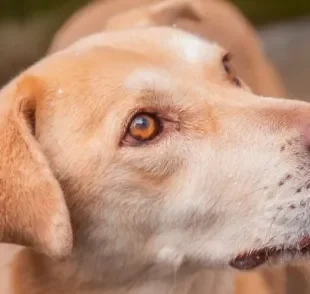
left=117, top=144, right=186, bottom=189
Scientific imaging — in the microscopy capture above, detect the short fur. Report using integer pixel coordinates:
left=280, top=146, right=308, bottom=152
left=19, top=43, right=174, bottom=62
left=1, top=0, right=309, bottom=293
left=1, top=26, right=310, bottom=293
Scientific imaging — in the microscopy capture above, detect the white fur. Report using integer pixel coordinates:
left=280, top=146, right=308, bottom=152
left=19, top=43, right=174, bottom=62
left=125, top=68, right=175, bottom=92
left=169, top=32, right=218, bottom=64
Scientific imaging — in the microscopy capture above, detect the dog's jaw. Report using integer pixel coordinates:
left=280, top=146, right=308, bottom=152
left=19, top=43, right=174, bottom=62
left=10, top=247, right=209, bottom=294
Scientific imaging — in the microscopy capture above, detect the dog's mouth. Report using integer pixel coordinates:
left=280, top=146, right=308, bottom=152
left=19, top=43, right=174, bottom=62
left=229, top=236, right=310, bottom=270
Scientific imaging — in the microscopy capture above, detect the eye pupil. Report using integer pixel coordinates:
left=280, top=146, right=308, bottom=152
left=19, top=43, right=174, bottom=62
left=132, top=116, right=150, bottom=130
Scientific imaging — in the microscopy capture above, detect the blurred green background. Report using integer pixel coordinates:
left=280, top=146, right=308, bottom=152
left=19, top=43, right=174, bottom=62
left=0, top=0, right=310, bottom=99
left=1, top=0, right=310, bottom=24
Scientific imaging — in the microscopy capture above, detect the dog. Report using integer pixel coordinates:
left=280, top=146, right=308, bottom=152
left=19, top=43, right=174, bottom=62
left=48, top=1, right=304, bottom=293
left=0, top=0, right=296, bottom=294
left=1, top=23, right=310, bottom=293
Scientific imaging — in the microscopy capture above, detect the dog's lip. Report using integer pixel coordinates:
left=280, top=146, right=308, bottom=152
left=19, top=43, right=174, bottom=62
left=229, top=236, right=310, bottom=270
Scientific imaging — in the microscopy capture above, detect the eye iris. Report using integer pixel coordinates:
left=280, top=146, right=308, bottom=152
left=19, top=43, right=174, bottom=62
left=129, top=114, right=157, bottom=140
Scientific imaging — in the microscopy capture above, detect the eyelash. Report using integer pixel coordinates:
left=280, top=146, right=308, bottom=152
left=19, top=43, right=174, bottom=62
left=222, top=53, right=241, bottom=87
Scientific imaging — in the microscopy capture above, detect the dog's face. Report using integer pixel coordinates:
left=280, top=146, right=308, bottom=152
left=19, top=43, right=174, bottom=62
left=2, top=28, right=310, bottom=282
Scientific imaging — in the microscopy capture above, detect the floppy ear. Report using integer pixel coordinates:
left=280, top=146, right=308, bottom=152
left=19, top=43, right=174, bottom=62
left=0, top=76, right=72, bottom=259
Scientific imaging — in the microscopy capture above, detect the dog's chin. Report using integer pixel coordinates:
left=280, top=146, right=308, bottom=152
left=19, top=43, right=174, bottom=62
left=228, top=236, right=310, bottom=270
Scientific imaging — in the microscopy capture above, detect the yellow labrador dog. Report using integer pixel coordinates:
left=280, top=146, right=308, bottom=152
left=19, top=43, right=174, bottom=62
left=1, top=25, right=310, bottom=293
left=49, top=0, right=306, bottom=293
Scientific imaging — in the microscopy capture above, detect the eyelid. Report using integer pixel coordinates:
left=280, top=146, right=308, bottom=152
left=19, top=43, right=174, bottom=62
left=122, top=106, right=178, bottom=138
left=121, top=108, right=180, bottom=147
left=222, top=52, right=233, bottom=73
left=222, top=52, right=242, bottom=87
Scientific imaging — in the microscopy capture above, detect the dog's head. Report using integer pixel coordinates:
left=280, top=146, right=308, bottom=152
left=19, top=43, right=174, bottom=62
left=2, top=28, right=310, bottom=282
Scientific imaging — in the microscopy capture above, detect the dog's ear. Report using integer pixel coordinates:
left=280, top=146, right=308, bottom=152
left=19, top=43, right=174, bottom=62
left=0, top=75, right=72, bottom=259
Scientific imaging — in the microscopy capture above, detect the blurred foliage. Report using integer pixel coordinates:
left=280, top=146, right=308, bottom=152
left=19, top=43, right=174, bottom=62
left=232, top=0, right=310, bottom=25
left=0, top=0, right=88, bottom=20
left=0, top=0, right=310, bottom=24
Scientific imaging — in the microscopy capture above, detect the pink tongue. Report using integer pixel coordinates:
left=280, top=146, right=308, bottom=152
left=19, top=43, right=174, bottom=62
left=229, top=250, right=268, bottom=270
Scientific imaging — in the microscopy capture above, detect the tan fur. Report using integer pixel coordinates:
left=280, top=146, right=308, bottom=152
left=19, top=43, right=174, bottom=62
left=49, top=0, right=285, bottom=98
left=0, top=27, right=310, bottom=294
left=0, top=75, right=72, bottom=259
left=49, top=1, right=290, bottom=294
left=0, top=1, right=309, bottom=294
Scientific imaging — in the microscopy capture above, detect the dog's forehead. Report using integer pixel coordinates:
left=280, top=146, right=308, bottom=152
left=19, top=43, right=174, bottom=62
left=68, top=27, right=222, bottom=66
left=27, top=27, right=226, bottom=119
left=125, top=68, right=175, bottom=92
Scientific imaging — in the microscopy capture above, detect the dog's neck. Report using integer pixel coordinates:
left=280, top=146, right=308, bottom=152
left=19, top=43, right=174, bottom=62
left=10, top=248, right=206, bottom=294
left=9, top=247, right=234, bottom=294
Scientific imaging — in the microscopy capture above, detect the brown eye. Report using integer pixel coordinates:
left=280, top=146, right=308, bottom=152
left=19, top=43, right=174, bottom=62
left=222, top=53, right=241, bottom=87
left=126, top=113, right=161, bottom=143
